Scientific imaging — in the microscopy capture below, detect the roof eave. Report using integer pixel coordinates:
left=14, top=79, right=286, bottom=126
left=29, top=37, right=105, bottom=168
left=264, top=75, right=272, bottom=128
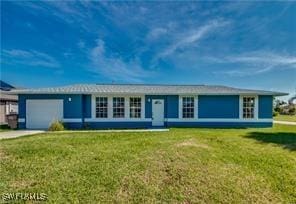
left=271, top=92, right=289, bottom=97
left=8, top=91, right=289, bottom=96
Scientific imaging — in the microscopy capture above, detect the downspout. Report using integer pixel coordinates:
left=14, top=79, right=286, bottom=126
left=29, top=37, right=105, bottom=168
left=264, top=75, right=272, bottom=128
left=81, top=94, right=85, bottom=128
left=165, top=96, right=168, bottom=128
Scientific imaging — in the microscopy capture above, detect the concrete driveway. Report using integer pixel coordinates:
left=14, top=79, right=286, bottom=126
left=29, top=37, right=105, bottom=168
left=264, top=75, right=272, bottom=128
left=0, top=130, right=45, bottom=140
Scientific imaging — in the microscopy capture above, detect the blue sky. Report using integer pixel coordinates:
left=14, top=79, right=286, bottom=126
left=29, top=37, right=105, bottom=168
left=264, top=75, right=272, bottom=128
left=1, top=1, right=295, bottom=99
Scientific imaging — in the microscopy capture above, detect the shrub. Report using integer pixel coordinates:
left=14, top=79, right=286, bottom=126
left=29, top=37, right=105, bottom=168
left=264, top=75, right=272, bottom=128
left=48, top=120, right=65, bottom=131
left=274, top=106, right=281, bottom=113
left=0, top=124, right=10, bottom=130
left=289, top=107, right=296, bottom=115
left=273, top=111, right=279, bottom=117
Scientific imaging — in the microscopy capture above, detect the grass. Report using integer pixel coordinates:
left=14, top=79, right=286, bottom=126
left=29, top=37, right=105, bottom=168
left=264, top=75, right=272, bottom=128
left=274, top=114, right=296, bottom=122
left=0, top=125, right=295, bottom=203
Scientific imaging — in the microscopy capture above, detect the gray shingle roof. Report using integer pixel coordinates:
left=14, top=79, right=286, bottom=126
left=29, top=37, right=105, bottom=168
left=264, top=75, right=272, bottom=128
left=9, top=84, right=287, bottom=96
left=0, top=91, right=18, bottom=101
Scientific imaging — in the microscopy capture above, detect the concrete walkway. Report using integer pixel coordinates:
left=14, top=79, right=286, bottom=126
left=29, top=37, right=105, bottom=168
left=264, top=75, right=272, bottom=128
left=0, top=130, right=45, bottom=140
left=58, top=129, right=170, bottom=133
left=274, top=121, right=296, bottom=126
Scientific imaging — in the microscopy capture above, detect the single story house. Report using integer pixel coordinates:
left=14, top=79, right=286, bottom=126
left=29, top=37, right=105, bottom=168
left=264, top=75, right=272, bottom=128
left=11, top=84, right=287, bottom=129
left=0, top=81, right=18, bottom=126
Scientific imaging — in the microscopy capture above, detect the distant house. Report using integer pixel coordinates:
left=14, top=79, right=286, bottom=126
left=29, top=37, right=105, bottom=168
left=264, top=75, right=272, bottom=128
left=12, top=84, right=287, bottom=129
left=289, top=95, right=296, bottom=105
left=0, top=81, right=18, bottom=125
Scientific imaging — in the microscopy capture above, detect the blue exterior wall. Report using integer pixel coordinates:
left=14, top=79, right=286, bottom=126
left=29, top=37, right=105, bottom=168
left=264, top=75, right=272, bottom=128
left=145, top=95, right=166, bottom=118
left=18, top=95, right=26, bottom=119
left=167, top=95, right=179, bottom=118
left=258, top=95, right=273, bottom=119
left=198, top=95, right=239, bottom=118
left=82, top=94, right=92, bottom=118
left=18, top=93, right=273, bottom=129
left=19, top=94, right=83, bottom=118
left=18, top=122, right=26, bottom=129
left=85, top=122, right=152, bottom=129
left=145, top=95, right=179, bottom=119
left=167, top=122, right=272, bottom=128
left=18, top=94, right=83, bottom=129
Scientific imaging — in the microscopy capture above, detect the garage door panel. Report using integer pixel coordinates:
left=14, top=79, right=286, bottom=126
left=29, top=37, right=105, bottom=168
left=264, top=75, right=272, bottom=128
left=26, top=100, right=63, bottom=129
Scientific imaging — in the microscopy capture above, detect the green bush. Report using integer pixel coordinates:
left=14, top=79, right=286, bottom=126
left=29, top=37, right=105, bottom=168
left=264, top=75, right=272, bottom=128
left=0, top=124, right=10, bottom=130
left=274, top=107, right=281, bottom=113
left=48, top=120, right=65, bottom=131
left=273, top=111, right=279, bottom=117
left=289, top=107, right=296, bottom=115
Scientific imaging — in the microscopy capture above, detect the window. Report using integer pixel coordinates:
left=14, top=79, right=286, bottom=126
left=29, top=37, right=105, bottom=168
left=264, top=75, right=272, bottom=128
left=96, top=97, right=108, bottom=118
left=182, top=97, right=194, bottom=118
left=113, top=97, right=125, bottom=118
left=130, top=97, right=141, bottom=118
left=243, top=96, right=255, bottom=119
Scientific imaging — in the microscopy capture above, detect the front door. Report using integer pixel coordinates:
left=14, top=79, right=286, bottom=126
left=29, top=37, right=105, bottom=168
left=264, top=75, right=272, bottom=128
left=152, top=99, right=164, bottom=126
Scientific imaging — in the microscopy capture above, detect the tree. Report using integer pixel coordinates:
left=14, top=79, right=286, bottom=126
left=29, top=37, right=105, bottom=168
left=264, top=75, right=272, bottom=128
left=288, top=106, right=296, bottom=115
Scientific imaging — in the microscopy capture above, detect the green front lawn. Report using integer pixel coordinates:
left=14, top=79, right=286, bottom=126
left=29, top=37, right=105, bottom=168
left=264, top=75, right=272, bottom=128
left=274, top=114, right=296, bottom=122
left=1, top=125, right=295, bottom=203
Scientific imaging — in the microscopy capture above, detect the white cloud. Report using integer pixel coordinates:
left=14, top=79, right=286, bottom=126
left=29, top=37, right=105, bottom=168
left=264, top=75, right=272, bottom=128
left=2, top=49, right=60, bottom=68
left=226, top=52, right=296, bottom=65
left=148, top=19, right=230, bottom=69
left=89, top=39, right=153, bottom=82
left=147, top=28, right=168, bottom=40
left=11, top=1, right=93, bottom=32
left=157, top=19, right=230, bottom=59
left=212, top=51, right=296, bottom=76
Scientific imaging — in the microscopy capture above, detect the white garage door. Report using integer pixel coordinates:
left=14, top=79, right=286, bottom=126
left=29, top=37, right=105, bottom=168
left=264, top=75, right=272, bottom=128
left=26, top=100, right=63, bottom=129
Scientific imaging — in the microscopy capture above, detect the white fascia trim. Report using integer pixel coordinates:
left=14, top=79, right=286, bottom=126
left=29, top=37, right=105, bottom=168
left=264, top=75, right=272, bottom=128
left=16, top=92, right=278, bottom=96
left=85, top=118, right=151, bottom=122
left=18, top=118, right=25, bottom=122
left=62, top=118, right=82, bottom=123
left=167, top=118, right=272, bottom=123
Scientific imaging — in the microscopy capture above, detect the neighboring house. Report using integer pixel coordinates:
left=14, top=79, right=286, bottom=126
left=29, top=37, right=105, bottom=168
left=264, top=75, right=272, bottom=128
left=289, top=95, right=296, bottom=105
left=11, top=84, right=287, bottom=129
left=0, top=81, right=18, bottom=125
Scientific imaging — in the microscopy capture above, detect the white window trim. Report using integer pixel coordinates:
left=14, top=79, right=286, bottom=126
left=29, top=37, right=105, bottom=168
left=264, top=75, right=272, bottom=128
left=95, top=96, right=108, bottom=118
left=91, top=95, right=145, bottom=121
left=92, top=95, right=111, bottom=119
left=179, top=95, right=198, bottom=120
left=129, top=97, right=143, bottom=119
left=239, top=95, right=258, bottom=120
left=113, top=97, right=126, bottom=118
left=89, top=94, right=266, bottom=123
